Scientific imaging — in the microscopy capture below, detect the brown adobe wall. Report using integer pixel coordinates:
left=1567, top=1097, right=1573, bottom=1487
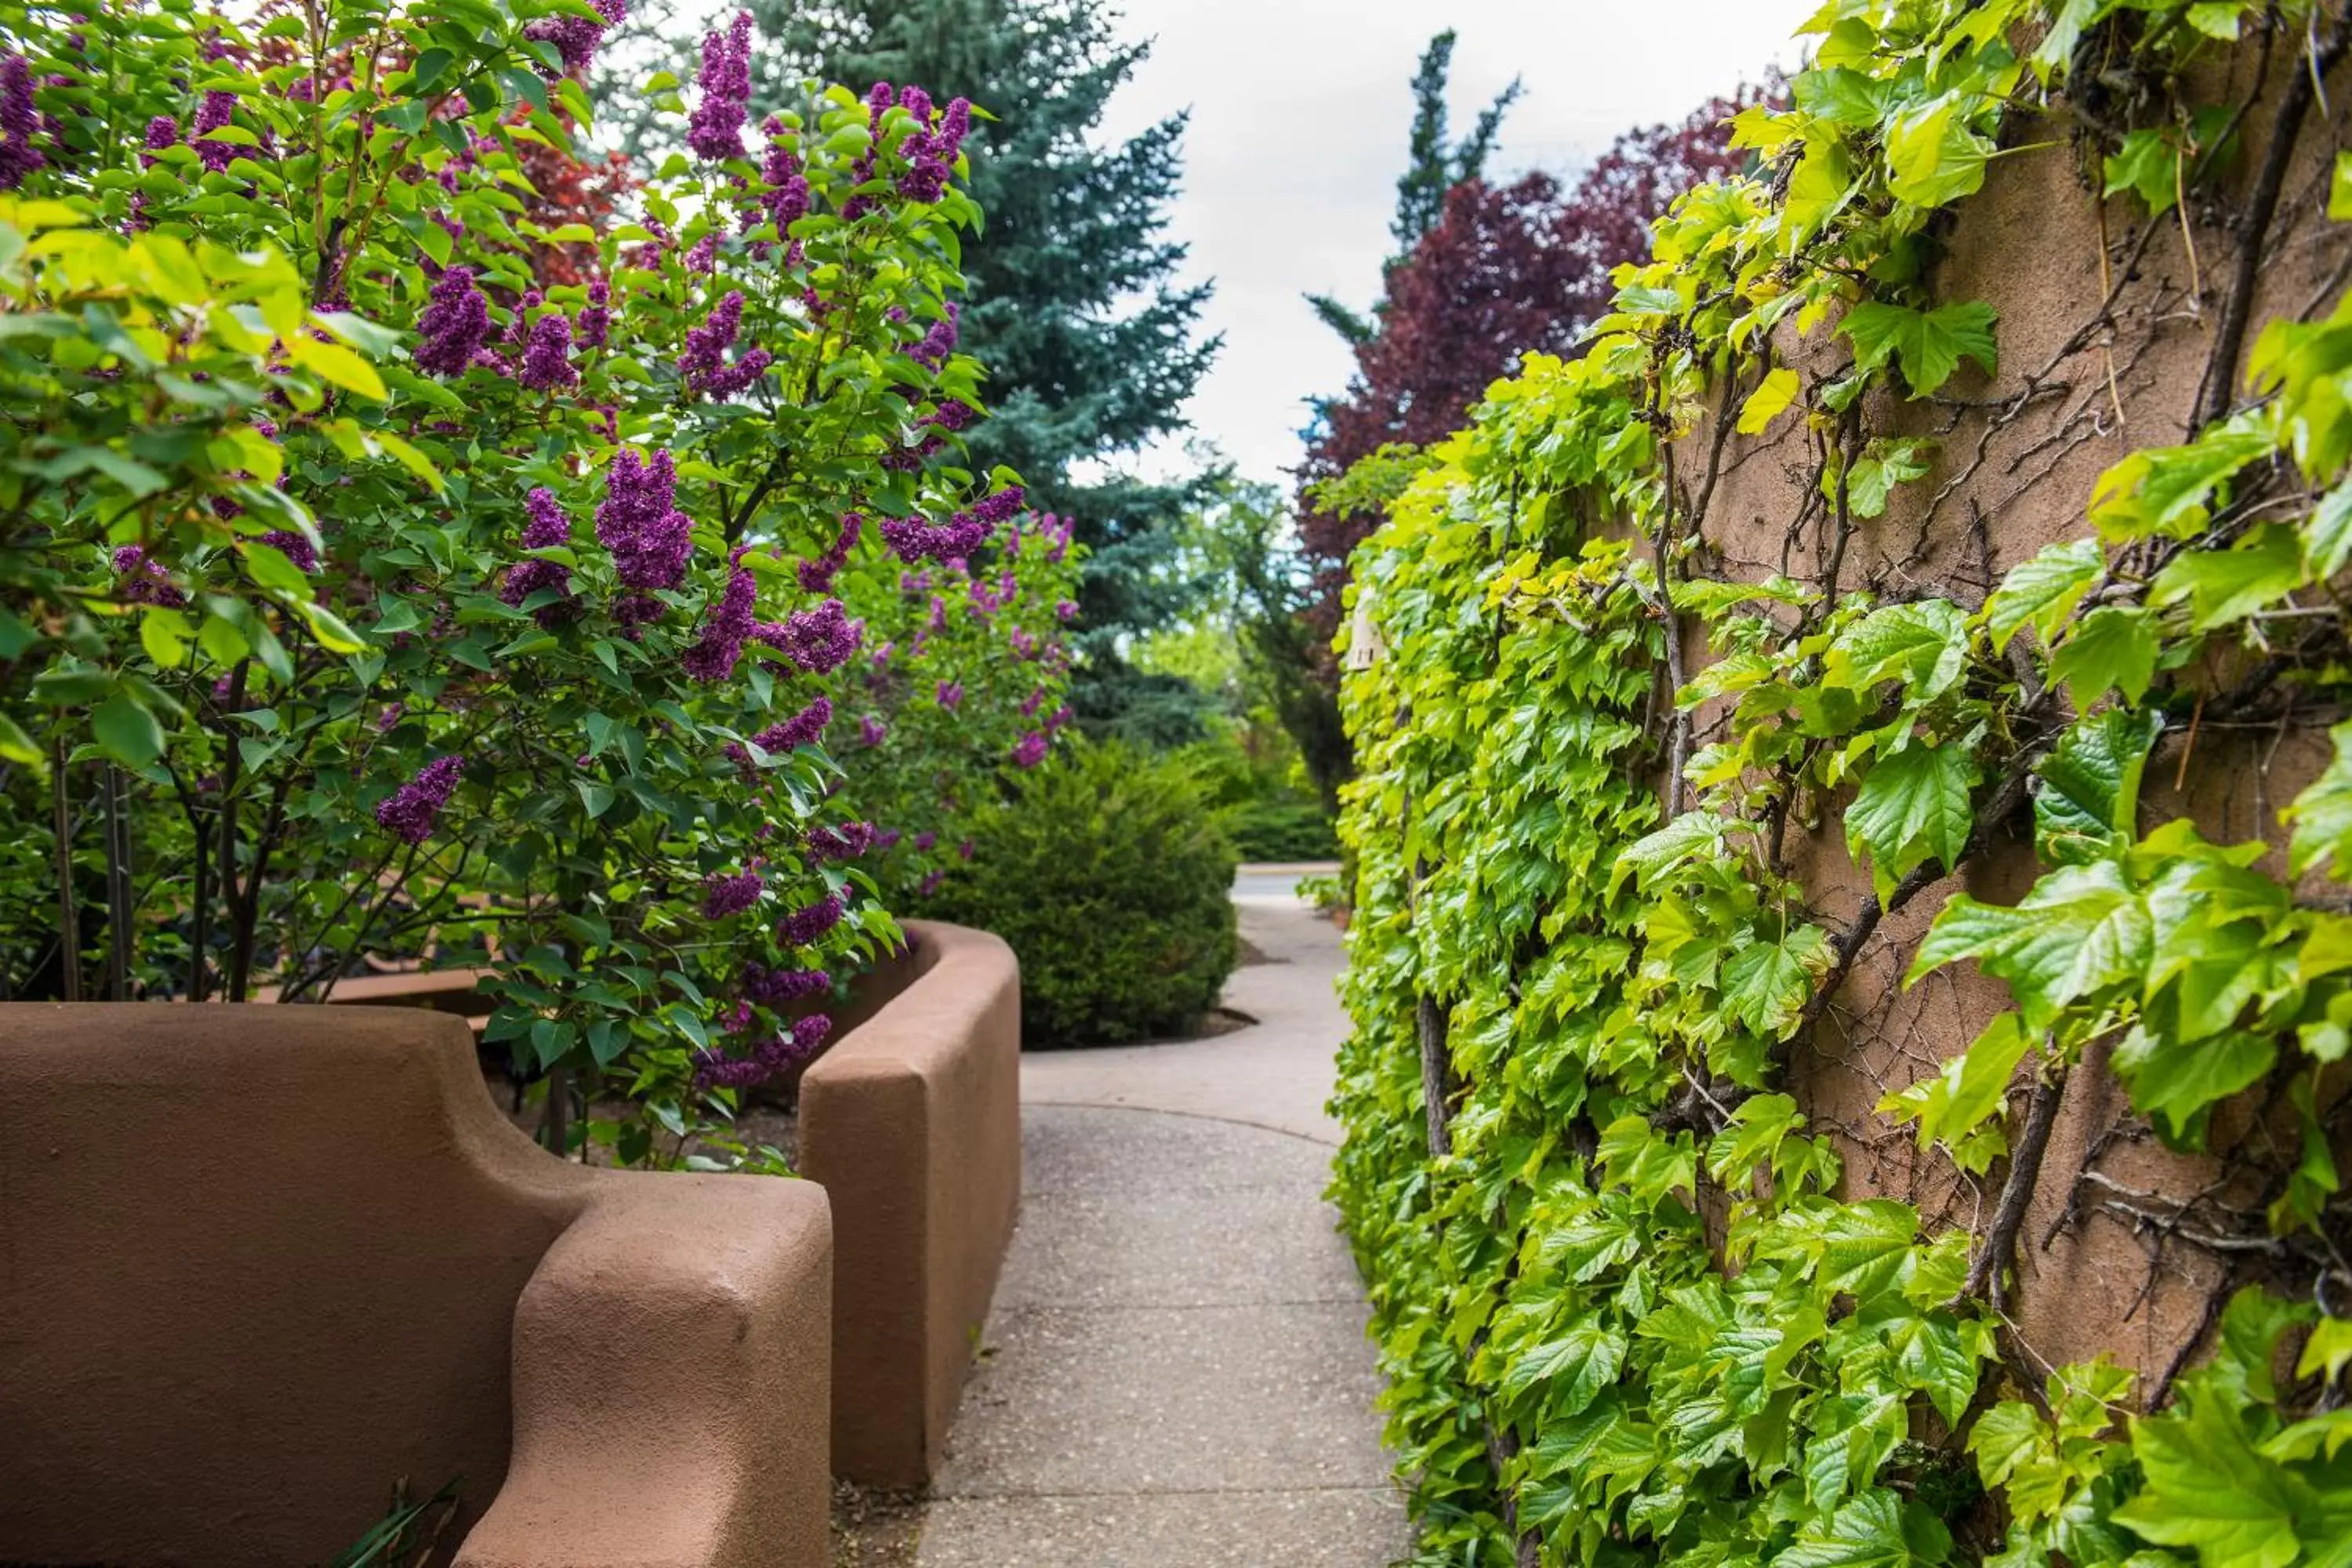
left=0, top=1004, right=832, bottom=1568
left=1666, top=46, right=2352, bottom=1388
left=797, top=919, right=1022, bottom=1486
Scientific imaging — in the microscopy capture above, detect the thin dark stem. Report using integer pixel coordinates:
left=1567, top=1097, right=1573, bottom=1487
left=51, top=734, right=79, bottom=1002
left=1965, top=1062, right=2067, bottom=1311
left=1417, top=991, right=1452, bottom=1158
left=2194, top=4, right=2352, bottom=429
left=103, top=764, right=132, bottom=1001
left=216, top=662, right=249, bottom=999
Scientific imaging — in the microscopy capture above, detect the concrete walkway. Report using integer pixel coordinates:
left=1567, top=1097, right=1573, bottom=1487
left=913, top=870, right=1410, bottom=1566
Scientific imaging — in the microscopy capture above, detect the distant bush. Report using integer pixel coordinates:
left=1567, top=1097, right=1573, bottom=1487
left=930, top=741, right=1239, bottom=1047
left=1229, top=799, right=1341, bottom=862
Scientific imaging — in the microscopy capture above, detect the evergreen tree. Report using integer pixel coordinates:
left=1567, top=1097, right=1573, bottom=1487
left=1388, top=29, right=1519, bottom=255
left=1302, top=29, right=1519, bottom=349
left=750, top=0, right=1221, bottom=679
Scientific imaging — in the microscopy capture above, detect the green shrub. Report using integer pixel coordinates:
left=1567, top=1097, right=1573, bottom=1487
left=1227, top=799, right=1341, bottom=862
left=931, top=741, right=1239, bottom=1047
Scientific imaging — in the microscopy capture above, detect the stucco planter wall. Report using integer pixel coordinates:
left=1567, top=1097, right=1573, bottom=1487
left=0, top=1004, right=833, bottom=1568
left=800, top=919, right=1022, bottom=1486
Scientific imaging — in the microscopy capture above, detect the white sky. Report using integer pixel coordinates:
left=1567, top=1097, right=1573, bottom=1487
left=1097, top=0, right=1823, bottom=487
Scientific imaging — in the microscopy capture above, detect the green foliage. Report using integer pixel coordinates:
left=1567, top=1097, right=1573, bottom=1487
left=1226, top=799, right=1339, bottom=862
left=929, top=739, right=1238, bottom=1046
left=1328, top=1, right=2352, bottom=1563
left=0, top=1, right=1073, bottom=1163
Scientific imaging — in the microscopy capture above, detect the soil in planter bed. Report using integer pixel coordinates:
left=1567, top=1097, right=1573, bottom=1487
left=482, top=1071, right=800, bottom=1169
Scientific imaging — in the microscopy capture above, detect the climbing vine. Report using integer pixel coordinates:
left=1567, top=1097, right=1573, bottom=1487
left=1330, top=3, right=2352, bottom=1565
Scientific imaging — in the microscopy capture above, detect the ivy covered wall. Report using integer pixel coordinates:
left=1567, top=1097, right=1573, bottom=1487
left=1330, top=4, right=2352, bottom=1565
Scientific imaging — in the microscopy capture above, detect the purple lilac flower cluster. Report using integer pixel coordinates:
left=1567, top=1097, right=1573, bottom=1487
left=777, top=893, right=844, bottom=947
left=888, top=86, right=971, bottom=204
left=576, top=278, right=612, bottom=348
left=190, top=89, right=240, bottom=174
left=0, top=56, right=43, bottom=190
left=798, top=514, right=860, bottom=591
left=518, top=313, right=576, bottom=390
left=741, top=963, right=830, bottom=1005
left=681, top=561, right=759, bottom=681
left=415, top=266, right=492, bottom=376
left=1011, top=731, right=1050, bottom=769
left=967, top=567, right=1022, bottom=618
left=859, top=713, right=887, bottom=747
left=756, top=121, right=811, bottom=236
left=524, top=0, right=626, bottom=77
left=686, top=11, right=753, bottom=162
left=678, top=290, right=772, bottom=400
left=256, top=529, right=318, bottom=572
left=909, top=303, right=958, bottom=368
left=726, top=695, right=832, bottom=768
left=878, top=485, right=1025, bottom=563
left=752, top=597, right=861, bottom=673
left=691, top=1013, right=830, bottom=1091
left=111, top=545, right=187, bottom=608
left=139, top=114, right=176, bottom=167
left=701, top=863, right=764, bottom=919
left=807, top=822, right=876, bottom=862
left=596, top=448, right=694, bottom=592
left=375, top=754, right=464, bottom=844
left=502, top=488, right=575, bottom=619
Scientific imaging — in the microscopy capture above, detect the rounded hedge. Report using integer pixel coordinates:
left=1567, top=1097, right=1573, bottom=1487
left=930, top=740, right=1240, bottom=1047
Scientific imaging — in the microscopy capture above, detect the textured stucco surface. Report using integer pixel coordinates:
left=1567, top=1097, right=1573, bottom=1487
left=800, top=919, right=1023, bottom=1487
left=0, top=1004, right=832, bottom=1568
left=1672, top=54, right=2352, bottom=1381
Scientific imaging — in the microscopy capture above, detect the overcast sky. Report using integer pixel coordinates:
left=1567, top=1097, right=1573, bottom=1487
left=1094, top=0, right=1822, bottom=488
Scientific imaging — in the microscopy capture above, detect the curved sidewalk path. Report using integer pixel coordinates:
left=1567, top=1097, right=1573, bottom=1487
left=913, top=870, right=1410, bottom=1566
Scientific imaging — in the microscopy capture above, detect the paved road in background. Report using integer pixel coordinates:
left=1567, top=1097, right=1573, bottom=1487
left=913, top=866, right=1410, bottom=1566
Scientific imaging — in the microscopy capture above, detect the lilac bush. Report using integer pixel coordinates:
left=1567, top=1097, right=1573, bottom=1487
left=0, top=1, right=1074, bottom=1168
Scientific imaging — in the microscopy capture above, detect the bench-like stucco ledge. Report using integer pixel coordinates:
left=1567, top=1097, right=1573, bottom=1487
left=799, top=918, right=1022, bottom=1487
left=0, top=1004, right=833, bottom=1568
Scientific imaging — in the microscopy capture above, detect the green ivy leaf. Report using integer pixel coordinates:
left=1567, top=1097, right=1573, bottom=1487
left=1610, top=811, right=1726, bottom=895
left=1824, top=600, right=1970, bottom=698
left=1983, top=537, right=2103, bottom=654
left=1879, top=1013, right=2036, bottom=1177
left=1910, top=860, right=2150, bottom=1029
left=2034, top=707, right=2161, bottom=865
left=1838, top=299, right=1998, bottom=397
left=2113, top=1385, right=2347, bottom=1568
left=1846, top=437, right=1934, bottom=520
left=2049, top=605, right=2159, bottom=710
left=2103, top=128, right=2181, bottom=216
left=1847, top=739, right=1980, bottom=897
left=2288, top=721, right=2352, bottom=877
left=2110, top=1025, right=2276, bottom=1146
left=1883, top=1310, right=1977, bottom=1425
left=1721, top=923, right=1828, bottom=1036
left=2091, top=415, right=2274, bottom=542
left=1886, top=96, right=1995, bottom=208
left=1814, top=1199, right=1922, bottom=1300
left=1777, top=1489, right=1950, bottom=1568
left=2148, top=524, right=2304, bottom=630
left=1501, top=1322, right=1628, bottom=1417
left=1706, top=1092, right=1806, bottom=1185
